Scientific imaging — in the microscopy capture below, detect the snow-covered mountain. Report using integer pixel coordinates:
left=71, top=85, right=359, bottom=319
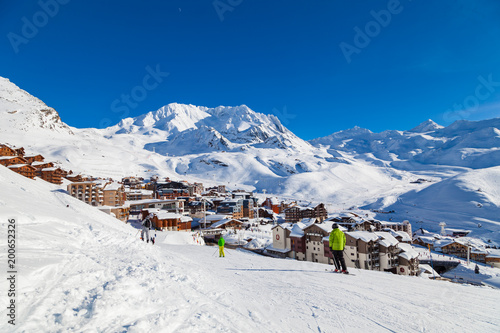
left=1, top=75, right=500, bottom=244
left=0, top=77, right=72, bottom=135
left=310, top=118, right=500, bottom=169
left=107, top=103, right=312, bottom=154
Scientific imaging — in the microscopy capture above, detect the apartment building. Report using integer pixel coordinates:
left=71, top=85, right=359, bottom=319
left=284, top=203, right=327, bottom=223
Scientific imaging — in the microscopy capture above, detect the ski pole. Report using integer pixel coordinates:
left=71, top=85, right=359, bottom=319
left=213, top=248, right=218, bottom=256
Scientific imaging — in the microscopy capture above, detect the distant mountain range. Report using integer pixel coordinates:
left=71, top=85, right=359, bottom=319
left=311, top=118, right=500, bottom=169
left=1, top=75, right=499, bottom=243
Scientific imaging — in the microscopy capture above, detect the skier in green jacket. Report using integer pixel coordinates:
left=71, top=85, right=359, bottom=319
left=218, top=236, right=225, bottom=257
left=329, top=223, right=348, bottom=274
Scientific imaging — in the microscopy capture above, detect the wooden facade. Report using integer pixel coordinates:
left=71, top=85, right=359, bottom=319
left=37, top=167, right=64, bottom=185
left=0, top=156, right=28, bottom=167
left=24, top=155, right=45, bottom=164
left=0, top=144, right=16, bottom=156
left=441, top=242, right=469, bottom=257
left=8, top=164, right=36, bottom=179
left=285, top=203, right=327, bottom=223
left=15, top=147, right=25, bottom=156
left=31, top=161, right=55, bottom=169
left=143, top=210, right=191, bottom=232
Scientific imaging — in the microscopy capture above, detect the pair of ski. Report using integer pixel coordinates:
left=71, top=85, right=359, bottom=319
left=325, top=269, right=354, bottom=275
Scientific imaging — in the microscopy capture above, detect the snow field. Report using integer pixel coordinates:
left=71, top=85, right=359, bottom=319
left=1, top=167, right=500, bottom=332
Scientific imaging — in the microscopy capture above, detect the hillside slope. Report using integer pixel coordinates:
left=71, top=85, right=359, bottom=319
left=0, top=166, right=499, bottom=332
left=365, top=166, right=500, bottom=243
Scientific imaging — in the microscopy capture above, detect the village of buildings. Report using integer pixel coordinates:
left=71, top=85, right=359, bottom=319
left=2, top=142, right=500, bottom=281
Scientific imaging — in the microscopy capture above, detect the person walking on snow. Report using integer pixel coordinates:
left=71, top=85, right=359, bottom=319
left=218, top=235, right=225, bottom=257
left=329, top=223, right=348, bottom=274
left=141, top=214, right=153, bottom=243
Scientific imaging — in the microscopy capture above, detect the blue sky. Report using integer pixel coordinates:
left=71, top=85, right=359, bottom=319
left=1, top=0, right=500, bottom=140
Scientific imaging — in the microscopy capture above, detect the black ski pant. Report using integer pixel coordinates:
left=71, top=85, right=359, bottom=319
left=332, top=249, right=347, bottom=271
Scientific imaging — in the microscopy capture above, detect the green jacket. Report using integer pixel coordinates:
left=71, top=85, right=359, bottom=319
left=329, top=228, right=346, bottom=250
left=218, top=237, right=225, bottom=247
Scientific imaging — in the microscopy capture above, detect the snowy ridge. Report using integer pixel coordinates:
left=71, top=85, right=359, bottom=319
left=109, top=103, right=311, bottom=154
left=0, top=166, right=499, bottom=332
left=310, top=118, right=500, bottom=169
left=0, top=77, right=72, bottom=134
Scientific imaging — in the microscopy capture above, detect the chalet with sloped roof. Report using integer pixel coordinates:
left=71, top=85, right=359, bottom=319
left=0, top=156, right=28, bottom=167
left=8, top=164, right=36, bottom=179
left=24, top=154, right=45, bottom=164
left=37, top=167, right=64, bottom=184
left=0, top=144, right=16, bottom=157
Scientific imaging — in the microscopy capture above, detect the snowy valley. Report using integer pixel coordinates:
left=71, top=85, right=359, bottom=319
left=1, top=76, right=500, bottom=331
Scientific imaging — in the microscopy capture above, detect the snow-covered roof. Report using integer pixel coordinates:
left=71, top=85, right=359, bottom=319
left=32, top=161, right=52, bottom=167
left=125, top=188, right=153, bottom=194
left=347, top=231, right=379, bottom=243
left=453, top=237, right=487, bottom=248
left=299, top=218, right=317, bottom=225
left=180, top=216, right=192, bottom=223
left=398, top=243, right=419, bottom=260
left=0, top=156, right=23, bottom=160
left=104, top=182, right=123, bottom=191
left=374, top=232, right=399, bottom=247
left=413, top=228, right=432, bottom=236
left=419, top=264, right=440, bottom=277
left=155, top=211, right=182, bottom=220
left=142, top=208, right=160, bottom=214
left=41, top=167, right=60, bottom=171
left=272, top=223, right=293, bottom=231
left=486, top=249, right=500, bottom=259
left=413, top=235, right=436, bottom=244
left=204, top=214, right=232, bottom=222
left=290, top=222, right=307, bottom=238
left=7, top=163, right=33, bottom=169
left=211, top=219, right=241, bottom=228
left=127, top=198, right=181, bottom=205
left=393, top=230, right=412, bottom=242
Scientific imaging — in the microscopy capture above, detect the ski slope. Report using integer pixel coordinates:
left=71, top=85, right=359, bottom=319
left=0, top=167, right=499, bottom=332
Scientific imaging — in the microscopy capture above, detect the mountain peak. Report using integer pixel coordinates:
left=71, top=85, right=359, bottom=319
left=408, top=119, right=443, bottom=133
left=0, top=76, right=72, bottom=134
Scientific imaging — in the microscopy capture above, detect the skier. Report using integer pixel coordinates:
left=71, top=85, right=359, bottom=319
left=218, top=235, right=225, bottom=257
left=141, top=214, right=153, bottom=243
left=475, top=264, right=480, bottom=274
left=329, top=223, right=348, bottom=274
